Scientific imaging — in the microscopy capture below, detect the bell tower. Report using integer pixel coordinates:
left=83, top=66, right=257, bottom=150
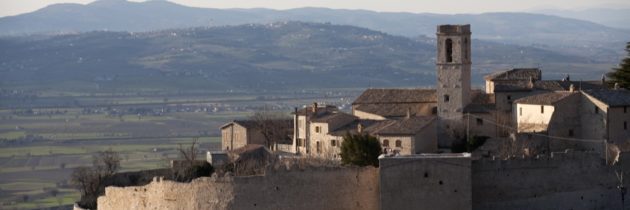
left=436, top=24, right=472, bottom=147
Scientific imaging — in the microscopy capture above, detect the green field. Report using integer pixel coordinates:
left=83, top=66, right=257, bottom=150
left=0, top=90, right=359, bottom=209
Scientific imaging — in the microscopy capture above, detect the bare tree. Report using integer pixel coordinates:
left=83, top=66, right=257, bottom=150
left=70, top=149, right=121, bottom=209
left=249, top=110, right=292, bottom=151
left=172, top=138, right=213, bottom=182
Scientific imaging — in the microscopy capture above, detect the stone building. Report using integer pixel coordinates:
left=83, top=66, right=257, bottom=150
left=291, top=103, right=438, bottom=158
left=514, top=88, right=630, bottom=153
left=221, top=120, right=264, bottom=151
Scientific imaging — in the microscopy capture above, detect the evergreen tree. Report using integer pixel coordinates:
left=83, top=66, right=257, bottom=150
left=340, top=133, right=382, bottom=167
left=608, top=42, right=630, bottom=89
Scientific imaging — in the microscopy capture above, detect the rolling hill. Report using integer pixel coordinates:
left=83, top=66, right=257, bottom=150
left=0, top=22, right=603, bottom=93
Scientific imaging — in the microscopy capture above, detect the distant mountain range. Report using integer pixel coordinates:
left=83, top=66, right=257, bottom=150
left=0, top=22, right=605, bottom=93
left=1, top=0, right=628, bottom=63
left=533, top=8, right=630, bottom=30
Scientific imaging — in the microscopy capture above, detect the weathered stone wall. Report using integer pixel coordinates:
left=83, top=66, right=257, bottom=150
left=379, top=154, right=472, bottom=210
left=472, top=151, right=624, bottom=210
left=98, top=166, right=379, bottom=210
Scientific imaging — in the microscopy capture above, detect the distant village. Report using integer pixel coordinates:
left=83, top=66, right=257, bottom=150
left=221, top=24, right=630, bottom=161
left=97, top=25, right=630, bottom=210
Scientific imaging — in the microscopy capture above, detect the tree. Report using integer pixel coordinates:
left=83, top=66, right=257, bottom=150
left=608, top=42, right=630, bottom=89
left=340, top=133, right=382, bottom=167
left=249, top=110, right=292, bottom=150
left=70, top=149, right=121, bottom=209
left=171, top=138, right=214, bottom=182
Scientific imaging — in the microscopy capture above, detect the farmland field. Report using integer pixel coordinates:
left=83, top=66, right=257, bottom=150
left=0, top=89, right=361, bottom=209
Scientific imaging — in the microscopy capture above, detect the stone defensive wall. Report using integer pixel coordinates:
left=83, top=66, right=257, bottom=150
left=97, top=166, right=379, bottom=210
left=472, top=151, right=625, bottom=210
left=98, top=151, right=630, bottom=210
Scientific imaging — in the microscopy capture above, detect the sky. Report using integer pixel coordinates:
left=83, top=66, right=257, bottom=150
left=1, top=0, right=629, bottom=17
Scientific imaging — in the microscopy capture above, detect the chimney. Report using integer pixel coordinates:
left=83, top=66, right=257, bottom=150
left=528, top=76, right=534, bottom=89
left=312, top=102, right=318, bottom=113
left=614, top=83, right=620, bottom=90
left=601, top=74, right=606, bottom=85
left=406, top=107, right=411, bottom=119
left=569, top=84, right=575, bottom=92
left=357, top=123, right=364, bottom=133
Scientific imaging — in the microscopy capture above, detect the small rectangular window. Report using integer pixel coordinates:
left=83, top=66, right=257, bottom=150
left=315, top=126, right=321, bottom=133
left=519, top=107, right=523, bottom=116
left=507, top=95, right=512, bottom=101
left=331, top=140, right=336, bottom=147
left=625, top=121, right=628, bottom=130
left=476, top=118, right=483, bottom=126
left=568, top=129, right=574, bottom=137
left=316, top=141, right=321, bottom=153
left=444, top=95, right=450, bottom=102
left=594, top=106, right=599, bottom=114
left=541, top=106, right=544, bottom=114
left=625, top=106, right=628, bottom=113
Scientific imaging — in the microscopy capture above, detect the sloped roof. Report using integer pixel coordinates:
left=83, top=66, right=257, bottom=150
left=484, top=68, right=541, bottom=81
left=353, top=103, right=436, bottom=118
left=352, top=89, right=436, bottom=104
left=373, top=116, right=436, bottom=135
left=311, top=112, right=357, bottom=124
left=328, top=119, right=394, bottom=136
left=514, top=91, right=577, bottom=105
left=582, top=89, right=630, bottom=107
left=221, top=120, right=258, bottom=129
left=493, top=80, right=607, bottom=92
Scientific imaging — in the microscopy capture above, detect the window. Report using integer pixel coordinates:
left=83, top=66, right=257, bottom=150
left=296, top=139, right=303, bottom=147
left=507, top=95, right=512, bottom=100
left=519, top=107, right=523, bottom=116
left=331, top=140, right=337, bottom=147
left=625, top=106, right=628, bottom=113
left=594, top=106, right=599, bottom=114
left=315, top=126, right=321, bottom=133
left=316, top=141, right=321, bottom=153
left=568, top=129, right=574, bottom=137
left=625, top=121, right=628, bottom=130
left=463, top=38, right=468, bottom=60
left=444, top=95, right=450, bottom=102
left=541, top=106, right=544, bottom=114
left=383, top=139, right=390, bottom=147
left=445, top=39, right=453, bottom=63
left=476, top=118, right=483, bottom=126
left=395, top=140, right=402, bottom=148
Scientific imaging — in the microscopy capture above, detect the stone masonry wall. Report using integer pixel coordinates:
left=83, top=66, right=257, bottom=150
left=472, top=151, right=624, bottom=210
left=98, top=166, right=379, bottom=210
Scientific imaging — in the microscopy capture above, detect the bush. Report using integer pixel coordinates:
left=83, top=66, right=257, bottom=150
left=340, top=133, right=382, bottom=167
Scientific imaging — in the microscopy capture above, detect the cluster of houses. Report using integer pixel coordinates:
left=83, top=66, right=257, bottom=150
left=220, top=24, right=630, bottom=160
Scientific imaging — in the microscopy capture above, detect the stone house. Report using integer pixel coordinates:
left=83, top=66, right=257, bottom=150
left=221, top=120, right=266, bottom=151
left=514, top=88, right=630, bottom=152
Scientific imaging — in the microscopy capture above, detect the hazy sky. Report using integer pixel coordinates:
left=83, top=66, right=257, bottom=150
left=1, top=0, right=629, bottom=17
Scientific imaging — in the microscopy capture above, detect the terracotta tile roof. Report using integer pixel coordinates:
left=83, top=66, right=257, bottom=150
left=352, top=89, right=437, bottom=104
left=373, top=116, right=436, bottom=135
left=353, top=103, right=437, bottom=118
left=221, top=120, right=258, bottom=129
left=311, top=112, right=357, bottom=124
left=582, top=89, right=630, bottom=107
left=514, top=91, right=577, bottom=105
left=328, top=117, right=435, bottom=136
left=484, top=68, right=541, bottom=81
left=493, top=80, right=607, bottom=92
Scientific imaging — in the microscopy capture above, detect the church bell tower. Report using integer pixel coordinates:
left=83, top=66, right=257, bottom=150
left=436, top=24, right=472, bottom=147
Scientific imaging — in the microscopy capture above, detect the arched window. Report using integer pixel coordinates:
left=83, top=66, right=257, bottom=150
left=444, top=95, right=450, bottom=102
left=395, top=140, right=402, bottom=148
left=383, top=139, right=390, bottom=147
left=445, top=38, right=453, bottom=63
